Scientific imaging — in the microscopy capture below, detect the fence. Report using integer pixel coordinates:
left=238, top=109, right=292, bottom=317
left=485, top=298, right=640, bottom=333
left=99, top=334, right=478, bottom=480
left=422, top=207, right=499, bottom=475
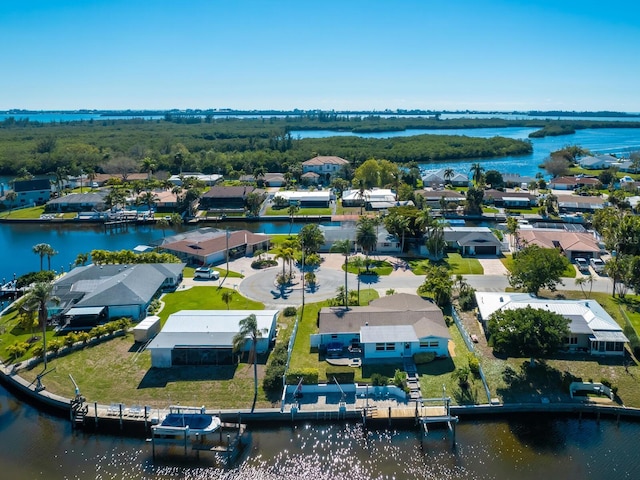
left=450, top=307, right=492, bottom=403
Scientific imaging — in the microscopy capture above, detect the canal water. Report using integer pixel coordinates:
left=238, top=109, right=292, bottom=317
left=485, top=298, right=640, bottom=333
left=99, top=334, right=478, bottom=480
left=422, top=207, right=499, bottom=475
left=1, top=382, right=639, bottom=479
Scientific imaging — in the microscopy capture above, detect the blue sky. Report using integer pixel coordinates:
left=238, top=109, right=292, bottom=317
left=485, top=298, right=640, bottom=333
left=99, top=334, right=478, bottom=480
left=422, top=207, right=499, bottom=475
left=1, top=0, right=639, bottom=111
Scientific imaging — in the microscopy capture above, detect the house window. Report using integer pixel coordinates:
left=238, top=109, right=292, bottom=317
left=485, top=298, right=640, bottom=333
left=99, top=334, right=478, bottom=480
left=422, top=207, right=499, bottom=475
left=566, top=336, right=578, bottom=345
left=385, top=343, right=395, bottom=351
left=375, top=343, right=385, bottom=351
left=331, top=335, right=338, bottom=339
left=420, top=341, right=430, bottom=348
left=429, top=341, right=438, bottom=347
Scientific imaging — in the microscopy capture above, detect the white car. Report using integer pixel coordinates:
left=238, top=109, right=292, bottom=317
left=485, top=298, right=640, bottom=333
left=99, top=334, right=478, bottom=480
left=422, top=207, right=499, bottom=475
left=575, top=258, right=589, bottom=273
left=194, top=267, right=220, bottom=280
left=590, top=258, right=606, bottom=274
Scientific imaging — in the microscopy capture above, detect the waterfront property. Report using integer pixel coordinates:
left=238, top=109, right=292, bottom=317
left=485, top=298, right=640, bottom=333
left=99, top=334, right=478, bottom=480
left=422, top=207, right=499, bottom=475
left=475, top=292, right=629, bottom=356
left=45, top=191, right=108, bottom=212
left=199, top=185, right=263, bottom=211
left=148, top=309, right=278, bottom=367
left=556, top=194, right=606, bottom=213
left=159, top=227, right=271, bottom=266
left=318, top=224, right=401, bottom=254
left=420, top=226, right=504, bottom=257
left=311, top=294, right=450, bottom=362
left=342, top=188, right=396, bottom=207
left=272, top=190, right=332, bottom=208
left=421, top=168, right=469, bottom=187
left=12, top=178, right=52, bottom=206
left=168, top=172, right=223, bottom=186
left=51, top=263, right=185, bottom=326
left=483, top=189, right=537, bottom=208
left=579, top=154, right=619, bottom=170
left=548, top=176, right=600, bottom=190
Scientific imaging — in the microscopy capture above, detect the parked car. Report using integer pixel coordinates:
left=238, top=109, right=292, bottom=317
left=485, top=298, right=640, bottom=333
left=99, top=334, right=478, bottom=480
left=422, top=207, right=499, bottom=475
left=575, top=258, right=590, bottom=273
left=194, top=267, right=220, bottom=280
left=590, top=258, right=606, bottom=274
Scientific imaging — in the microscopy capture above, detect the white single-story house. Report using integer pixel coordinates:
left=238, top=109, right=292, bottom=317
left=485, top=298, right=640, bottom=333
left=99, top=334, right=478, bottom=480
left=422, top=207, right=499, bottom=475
left=272, top=190, right=332, bottom=208
left=311, top=294, right=450, bottom=363
left=475, top=292, right=628, bottom=356
left=579, top=154, right=618, bottom=170
left=45, top=191, right=108, bottom=212
left=51, top=263, right=185, bottom=327
left=168, top=172, right=223, bottom=186
left=421, top=168, right=469, bottom=187
left=420, top=226, right=503, bottom=256
left=342, top=188, right=396, bottom=207
left=148, top=309, right=278, bottom=367
left=318, top=224, right=401, bottom=254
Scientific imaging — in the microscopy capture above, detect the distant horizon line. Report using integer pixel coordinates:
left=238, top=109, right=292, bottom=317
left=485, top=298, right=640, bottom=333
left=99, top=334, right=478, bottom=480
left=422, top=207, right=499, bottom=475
left=1, top=108, right=639, bottom=116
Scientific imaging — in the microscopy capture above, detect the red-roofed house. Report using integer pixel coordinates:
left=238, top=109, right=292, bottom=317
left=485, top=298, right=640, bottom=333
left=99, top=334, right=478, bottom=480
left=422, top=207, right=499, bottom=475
left=518, top=229, right=601, bottom=261
left=549, top=176, right=600, bottom=190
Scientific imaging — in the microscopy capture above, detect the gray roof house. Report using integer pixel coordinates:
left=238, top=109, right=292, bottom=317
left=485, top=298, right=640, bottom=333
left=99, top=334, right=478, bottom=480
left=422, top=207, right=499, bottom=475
left=318, top=224, right=401, bottom=254
left=311, top=294, right=451, bottom=362
left=148, top=309, right=279, bottom=367
left=51, top=263, right=185, bottom=327
left=420, top=226, right=503, bottom=256
left=475, top=292, right=628, bottom=356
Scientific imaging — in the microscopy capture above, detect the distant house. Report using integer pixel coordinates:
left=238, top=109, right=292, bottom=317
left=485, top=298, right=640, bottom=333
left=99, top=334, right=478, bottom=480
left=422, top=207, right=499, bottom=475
left=199, top=185, right=263, bottom=211
left=342, top=188, right=396, bottom=207
left=318, top=224, right=401, bottom=254
left=311, top=294, right=451, bottom=363
left=502, top=173, right=536, bottom=188
left=475, top=292, right=628, bottom=356
left=421, top=168, right=469, bottom=187
left=45, top=192, right=108, bottom=212
left=549, top=176, right=600, bottom=190
left=239, top=172, right=286, bottom=187
left=483, top=189, right=537, bottom=208
left=302, top=156, right=349, bottom=183
left=414, top=189, right=466, bottom=209
left=13, top=178, right=51, bottom=206
left=556, top=195, right=605, bottom=213
left=300, top=171, right=321, bottom=185
left=51, top=263, right=185, bottom=328
left=517, top=228, right=601, bottom=260
left=579, top=154, right=618, bottom=170
left=148, top=309, right=279, bottom=367
left=168, top=172, right=223, bottom=186
left=272, top=190, right=331, bottom=208
left=443, top=226, right=503, bottom=256
left=160, top=227, right=271, bottom=266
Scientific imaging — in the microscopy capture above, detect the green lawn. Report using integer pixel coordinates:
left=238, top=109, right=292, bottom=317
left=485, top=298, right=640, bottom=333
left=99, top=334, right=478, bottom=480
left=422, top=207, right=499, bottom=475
left=344, top=259, right=394, bottom=276
left=0, top=301, right=57, bottom=363
left=289, top=289, right=379, bottom=383
left=159, top=286, right=263, bottom=323
left=265, top=206, right=332, bottom=216
left=409, top=253, right=483, bottom=275
left=0, top=205, right=46, bottom=219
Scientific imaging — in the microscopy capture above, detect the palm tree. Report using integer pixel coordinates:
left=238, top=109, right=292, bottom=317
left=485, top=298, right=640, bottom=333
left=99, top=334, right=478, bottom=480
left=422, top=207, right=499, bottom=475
left=330, top=239, right=351, bottom=309
left=470, top=163, right=484, bottom=187
left=44, top=244, right=57, bottom=271
left=356, top=217, right=377, bottom=271
left=575, top=274, right=595, bottom=299
left=140, top=157, right=157, bottom=180
left=32, top=243, right=51, bottom=271
left=425, top=222, right=445, bottom=261
left=137, top=191, right=159, bottom=211
left=5, top=190, right=17, bottom=215
left=221, top=290, right=235, bottom=310
left=274, top=247, right=295, bottom=280
left=22, top=282, right=60, bottom=370
left=505, top=216, right=520, bottom=250
left=232, top=314, right=266, bottom=412
left=287, top=203, right=299, bottom=235
left=74, top=252, right=89, bottom=266
left=443, top=168, right=454, bottom=186
left=350, top=255, right=366, bottom=305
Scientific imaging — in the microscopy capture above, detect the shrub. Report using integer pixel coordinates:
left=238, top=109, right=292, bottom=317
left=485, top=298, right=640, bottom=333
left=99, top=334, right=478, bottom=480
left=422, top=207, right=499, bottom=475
left=283, top=306, right=297, bottom=317
left=285, top=368, right=319, bottom=385
left=452, top=366, right=471, bottom=389
left=31, top=344, right=45, bottom=357
left=263, top=365, right=286, bottom=392
left=6, top=341, right=30, bottom=360
left=413, top=352, right=436, bottom=364
left=467, top=353, right=480, bottom=377
left=47, top=339, right=62, bottom=353
left=371, top=373, right=389, bottom=386
left=64, top=333, right=78, bottom=348
left=77, top=332, right=91, bottom=344
left=326, top=366, right=355, bottom=384
left=458, top=289, right=477, bottom=311
left=392, top=369, right=407, bottom=390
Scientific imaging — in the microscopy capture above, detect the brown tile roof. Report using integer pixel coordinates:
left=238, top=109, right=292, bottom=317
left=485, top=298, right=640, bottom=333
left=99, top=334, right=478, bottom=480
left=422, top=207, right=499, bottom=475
left=318, top=293, right=449, bottom=339
left=161, top=230, right=270, bottom=256
left=518, top=230, right=600, bottom=253
left=302, top=155, right=349, bottom=166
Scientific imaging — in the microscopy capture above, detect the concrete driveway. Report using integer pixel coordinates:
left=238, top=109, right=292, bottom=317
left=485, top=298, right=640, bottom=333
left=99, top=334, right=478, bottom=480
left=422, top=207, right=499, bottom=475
left=477, top=257, right=509, bottom=276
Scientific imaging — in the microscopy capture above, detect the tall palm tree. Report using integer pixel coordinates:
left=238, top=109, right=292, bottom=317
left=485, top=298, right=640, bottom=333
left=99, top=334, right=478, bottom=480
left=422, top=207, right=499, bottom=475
left=330, top=239, right=351, bottom=309
left=425, top=222, right=446, bottom=261
left=575, top=274, right=595, bottom=299
left=32, top=243, right=51, bottom=271
left=356, top=217, right=377, bottom=270
left=232, top=314, right=266, bottom=412
left=275, top=247, right=295, bottom=280
left=44, top=244, right=57, bottom=271
left=470, top=163, right=484, bottom=187
left=140, top=157, right=157, bottom=180
left=350, top=255, right=366, bottom=305
left=287, top=204, right=299, bottom=235
left=23, top=282, right=59, bottom=370
left=74, top=252, right=89, bottom=266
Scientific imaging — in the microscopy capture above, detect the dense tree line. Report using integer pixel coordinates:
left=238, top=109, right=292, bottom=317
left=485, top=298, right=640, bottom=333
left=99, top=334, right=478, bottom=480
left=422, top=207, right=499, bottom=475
left=0, top=117, right=550, bottom=178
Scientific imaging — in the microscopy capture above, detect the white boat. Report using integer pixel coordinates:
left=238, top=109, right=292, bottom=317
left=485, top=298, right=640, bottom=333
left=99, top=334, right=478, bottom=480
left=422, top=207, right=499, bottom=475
left=151, top=406, right=221, bottom=442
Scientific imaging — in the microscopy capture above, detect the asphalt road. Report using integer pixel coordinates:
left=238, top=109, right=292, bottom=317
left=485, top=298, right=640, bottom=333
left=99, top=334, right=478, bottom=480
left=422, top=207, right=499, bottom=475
left=227, top=254, right=615, bottom=306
